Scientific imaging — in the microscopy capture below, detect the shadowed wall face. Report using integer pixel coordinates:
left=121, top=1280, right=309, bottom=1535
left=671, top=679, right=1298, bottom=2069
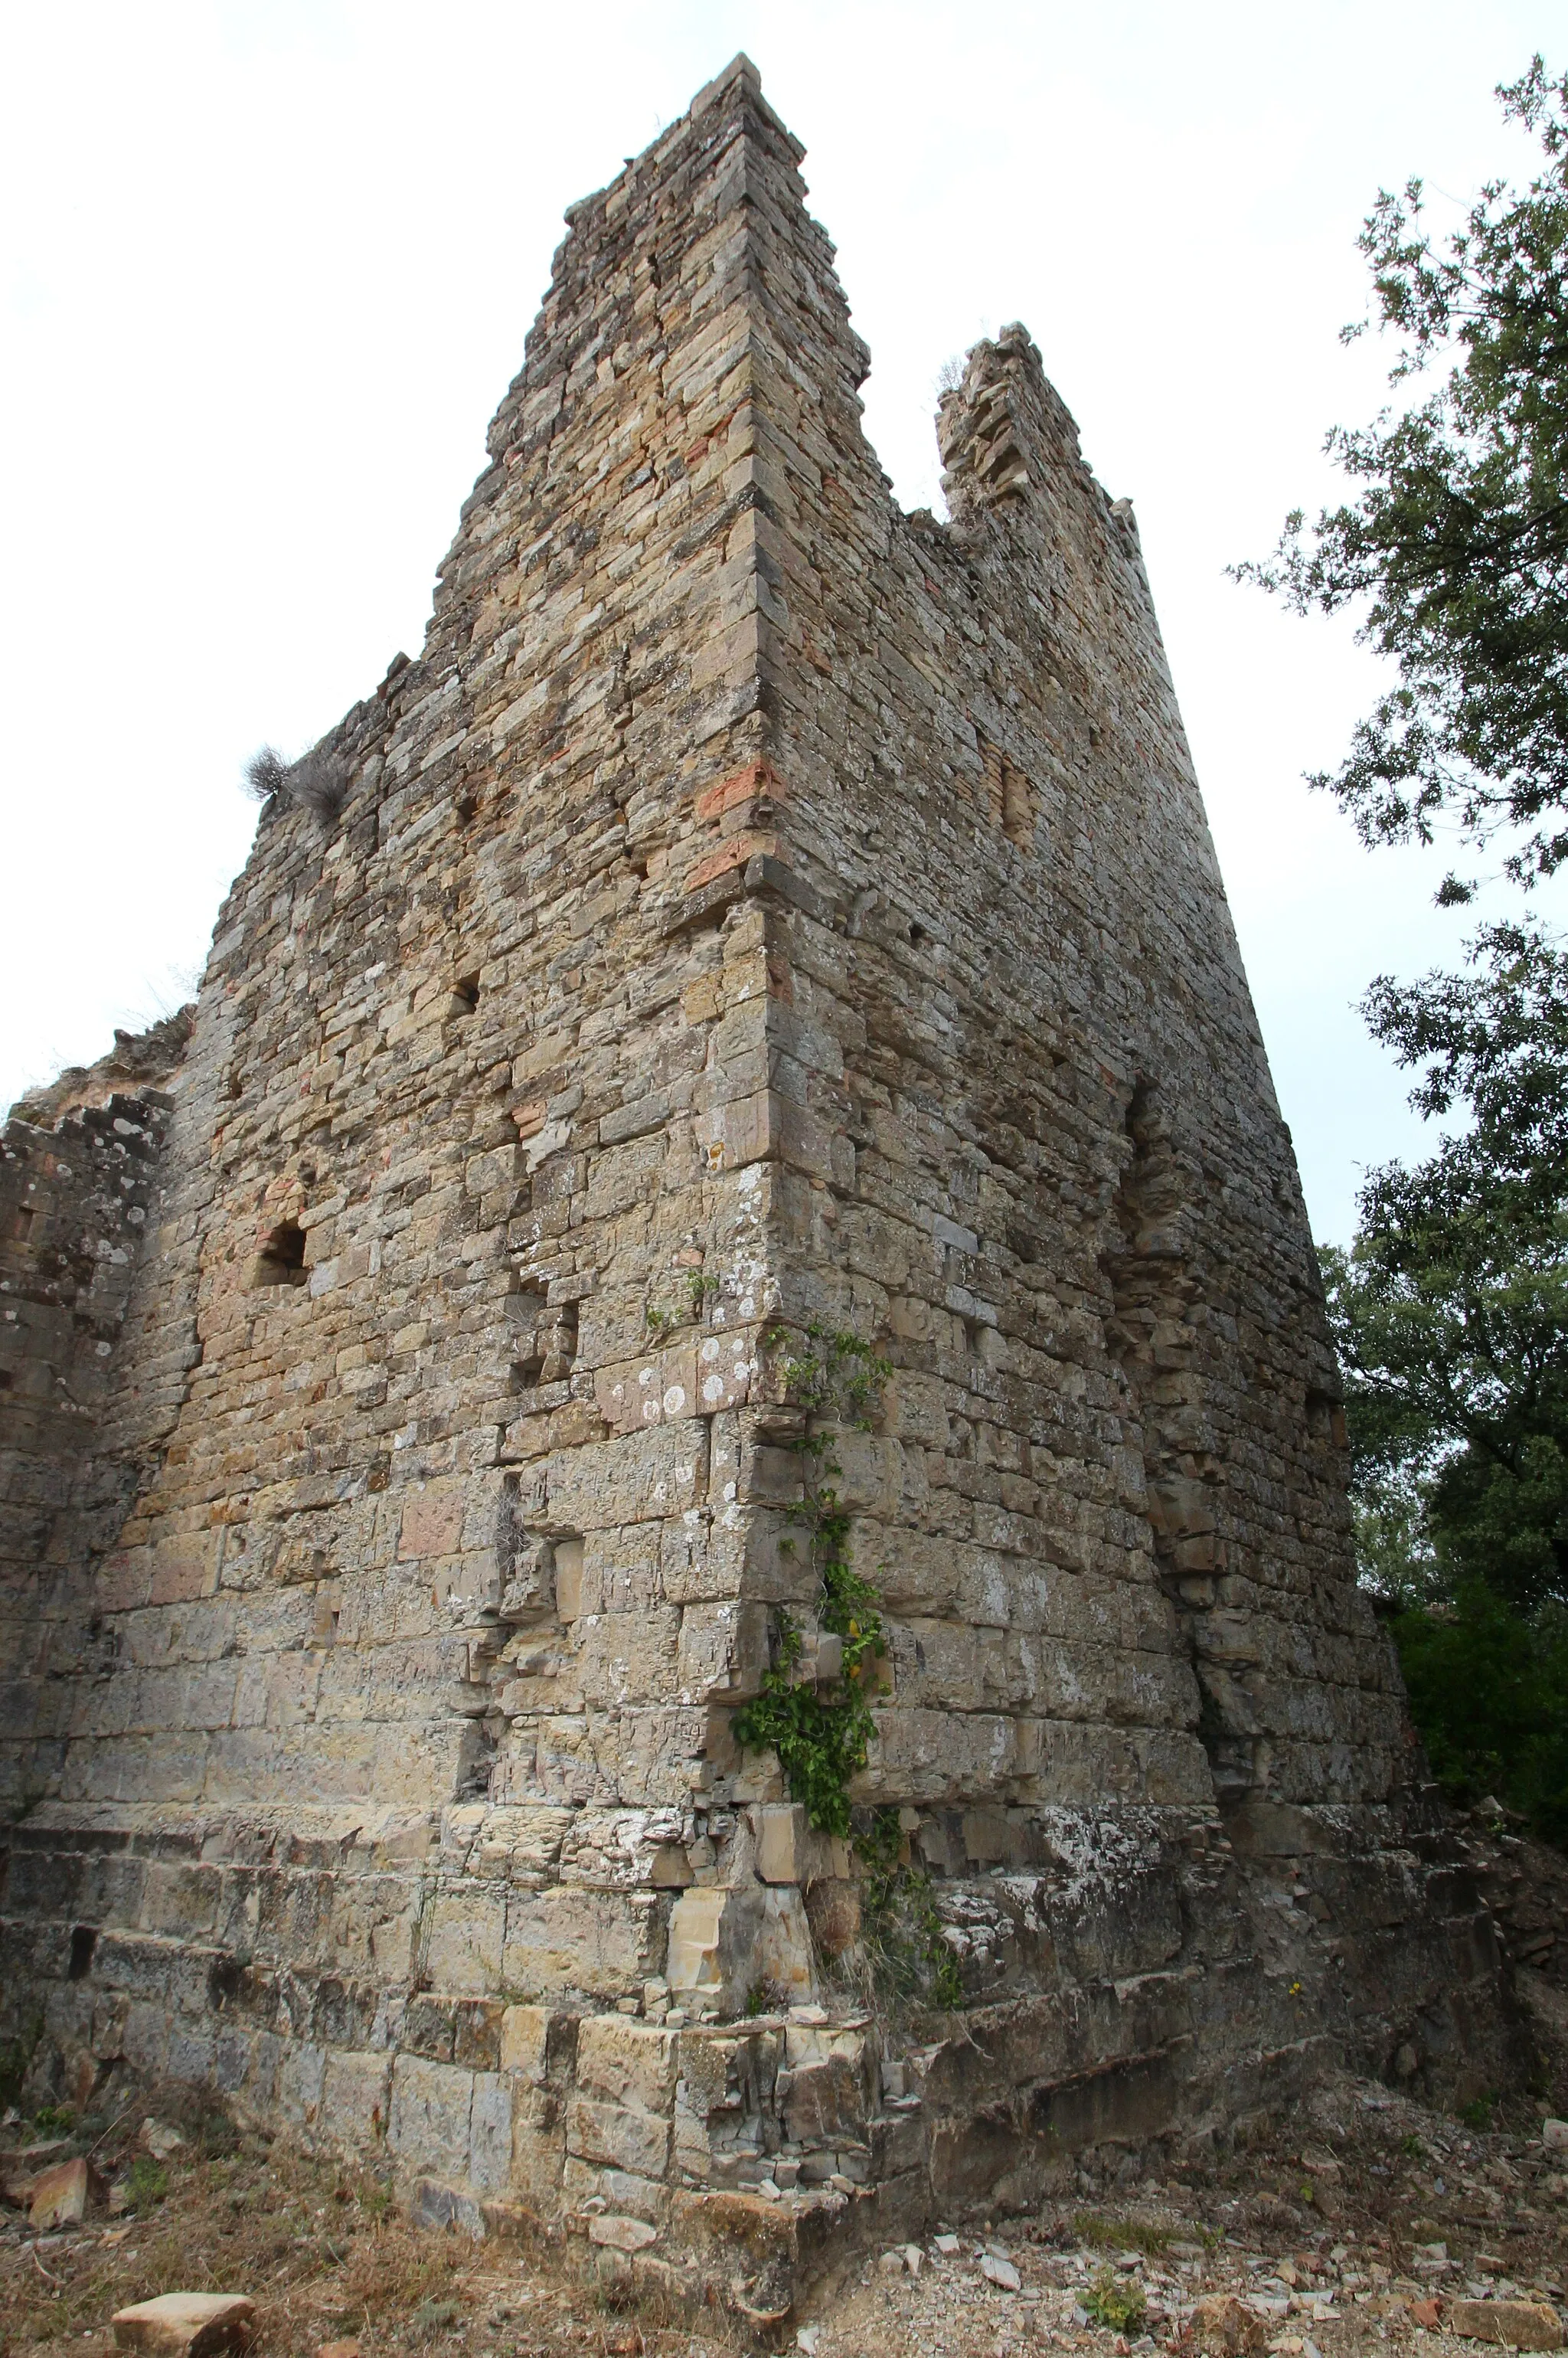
left=0, top=56, right=1509, bottom=2304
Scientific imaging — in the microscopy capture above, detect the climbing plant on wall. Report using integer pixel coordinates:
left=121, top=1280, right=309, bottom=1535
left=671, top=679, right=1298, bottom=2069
left=733, top=1320, right=891, bottom=1838
left=733, top=1319, right=965, bottom=2009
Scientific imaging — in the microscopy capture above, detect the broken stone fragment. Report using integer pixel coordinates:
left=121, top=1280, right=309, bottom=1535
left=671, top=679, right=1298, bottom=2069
left=587, top=2213, right=659, bottom=2252
left=981, top=2252, right=1021, bottom=2291
left=410, top=2179, right=485, bottom=2237
left=1447, top=2300, right=1563, bottom=2350
left=1, top=2139, right=70, bottom=2207
left=1192, top=2294, right=1269, bottom=2356
left=30, top=2156, right=104, bottom=2231
left=111, top=2294, right=256, bottom=2357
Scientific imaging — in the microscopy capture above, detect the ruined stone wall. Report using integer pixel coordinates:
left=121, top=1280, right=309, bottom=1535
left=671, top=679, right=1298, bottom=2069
left=1, top=1015, right=193, bottom=1815
left=15, top=74, right=800, bottom=1833
left=0, top=55, right=1520, bottom=2317
left=709, top=137, right=1398, bottom=1820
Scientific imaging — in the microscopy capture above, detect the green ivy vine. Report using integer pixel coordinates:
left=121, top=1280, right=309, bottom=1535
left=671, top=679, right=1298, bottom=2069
left=857, top=1805, right=965, bottom=2011
left=731, top=1320, right=965, bottom=2013
left=733, top=1320, right=892, bottom=1839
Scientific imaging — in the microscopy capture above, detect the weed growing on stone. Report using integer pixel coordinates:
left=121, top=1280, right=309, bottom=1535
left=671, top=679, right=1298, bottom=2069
left=289, top=749, right=348, bottom=826
left=243, top=745, right=289, bottom=802
left=1070, top=2212, right=1177, bottom=2255
left=1083, top=2266, right=1147, bottom=2333
left=687, top=1271, right=720, bottom=1319
left=413, top=2297, right=462, bottom=2330
left=855, top=1804, right=964, bottom=2011
left=242, top=742, right=347, bottom=825
left=734, top=1322, right=965, bottom=2010
left=734, top=1322, right=892, bottom=1838
left=125, top=2154, right=169, bottom=2212
left=0, top=2013, right=43, bottom=2111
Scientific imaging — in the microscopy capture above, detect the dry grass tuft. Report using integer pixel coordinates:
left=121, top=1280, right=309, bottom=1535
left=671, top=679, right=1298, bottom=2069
left=243, top=747, right=289, bottom=803
left=0, top=2132, right=741, bottom=2358
left=241, top=744, right=348, bottom=826
left=288, top=751, right=348, bottom=825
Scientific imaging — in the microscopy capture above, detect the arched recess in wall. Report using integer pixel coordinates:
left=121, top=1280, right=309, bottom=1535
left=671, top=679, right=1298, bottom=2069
left=1100, top=1078, right=1259, bottom=1800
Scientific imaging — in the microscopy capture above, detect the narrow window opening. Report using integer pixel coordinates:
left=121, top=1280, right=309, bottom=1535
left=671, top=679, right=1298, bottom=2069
left=511, top=1298, right=578, bottom=1389
left=453, top=973, right=481, bottom=1015
left=68, top=1925, right=96, bottom=1981
left=253, top=1220, right=308, bottom=1288
left=1001, top=760, right=1034, bottom=846
left=978, top=732, right=1037, bottom=847
left=508, top=1279, right=548, bottom=1388
left=14, top=1205, right=35, bottom=1240
left=1306, top=1387, right=1348, bottom=1449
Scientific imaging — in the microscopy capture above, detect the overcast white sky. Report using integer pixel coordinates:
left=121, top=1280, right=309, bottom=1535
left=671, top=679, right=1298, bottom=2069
left=2, top=0, right=1563, bottom=1242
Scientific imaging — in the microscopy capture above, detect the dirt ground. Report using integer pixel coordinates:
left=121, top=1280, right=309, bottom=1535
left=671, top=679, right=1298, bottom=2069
left=6, top=2059, right=1568, bottom=2358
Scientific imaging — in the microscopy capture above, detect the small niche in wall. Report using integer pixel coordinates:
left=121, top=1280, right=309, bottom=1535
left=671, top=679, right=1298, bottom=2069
left=68, top=1925, right=96, bottom=1981
left=978, top=734, right=1037, bottom=849
left=250, top=1220, right=308, bottom=1289
left=1306, top=1387, right=1348, bottom=1449
left=453, top=973, right=481, bottom=1016
left=510, top=1297, right=578, bottom=1389
left=13, top=1205, right=35, bottom=1240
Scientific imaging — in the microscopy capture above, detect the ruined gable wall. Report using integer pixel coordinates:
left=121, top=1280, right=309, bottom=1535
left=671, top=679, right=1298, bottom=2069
left=10, top=64, right=809, bottom=1850
left=716, top=96, right=1410, bottom=1823
left=0, top=1069, right=183, bottom=1817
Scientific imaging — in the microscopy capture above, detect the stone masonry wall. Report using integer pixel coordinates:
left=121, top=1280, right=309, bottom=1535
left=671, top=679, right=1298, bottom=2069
left=0, top=56, right=1521, bottom=2318
left=2, top=1015, right=193, bottom=1816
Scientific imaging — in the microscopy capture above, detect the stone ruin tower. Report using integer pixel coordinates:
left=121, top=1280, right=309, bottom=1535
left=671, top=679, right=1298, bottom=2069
left=1, top=55, right=1514, bottom=2316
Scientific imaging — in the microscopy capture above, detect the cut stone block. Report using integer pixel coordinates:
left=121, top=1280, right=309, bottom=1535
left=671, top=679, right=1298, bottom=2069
left=1447, top=2301, right=1563, bottom=2350
left=666, top=1889, right=726, bottom=1997
left=666, top=1882, right=815, bottom=2010
left=111, top=2294, right=256, bottom=2357
left=589, top=2213, right=660, bottom=2251
left=30, top=2157, right=102, bottom=2230
left=753, top=1804, right=850, bottom=1885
